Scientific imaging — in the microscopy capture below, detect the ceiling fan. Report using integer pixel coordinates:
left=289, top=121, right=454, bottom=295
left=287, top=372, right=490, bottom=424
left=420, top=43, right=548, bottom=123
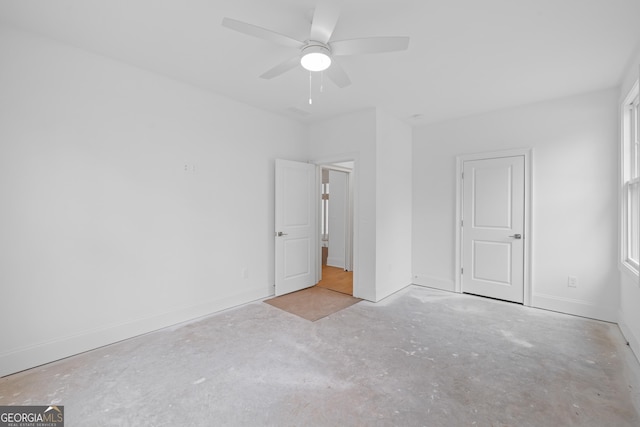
left=221, top=2, right=410, bottom=88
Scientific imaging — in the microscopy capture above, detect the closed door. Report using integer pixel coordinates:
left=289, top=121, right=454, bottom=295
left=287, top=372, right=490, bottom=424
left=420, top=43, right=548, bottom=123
left=274, top=159, right=317, bottom=296
left=462, top=156, right=525, bottom=303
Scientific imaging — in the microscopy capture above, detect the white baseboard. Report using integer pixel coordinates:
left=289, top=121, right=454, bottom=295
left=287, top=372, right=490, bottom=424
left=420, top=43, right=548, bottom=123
left=326, top=258, right=345, bottom=269
left=375, top=280, right=414, bottom=302
left=0, top=286, right=269, bottom=378
left=412, top=275, right=455, bottom=292
left=531, top=292, right=617, bottom=323
left=618, top=310, right=640, bottom=365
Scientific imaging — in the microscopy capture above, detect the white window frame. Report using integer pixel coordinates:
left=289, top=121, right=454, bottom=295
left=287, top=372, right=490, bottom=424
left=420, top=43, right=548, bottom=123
left=621, top=80, right=640, bottom=279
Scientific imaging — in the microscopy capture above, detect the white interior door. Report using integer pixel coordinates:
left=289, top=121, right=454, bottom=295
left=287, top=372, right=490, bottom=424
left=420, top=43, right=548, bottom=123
left=462, top=156, right=525, bottom=303
left=327, top=170, right=348, bottom=269
left=275, top=159, right=317, bottom=296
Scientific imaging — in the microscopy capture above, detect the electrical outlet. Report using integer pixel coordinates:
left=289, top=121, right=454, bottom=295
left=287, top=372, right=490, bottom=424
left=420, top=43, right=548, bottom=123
left=568, top=276, right=578, bottom=288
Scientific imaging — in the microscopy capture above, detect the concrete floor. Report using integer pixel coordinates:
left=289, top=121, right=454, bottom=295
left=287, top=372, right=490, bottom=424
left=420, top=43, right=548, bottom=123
left=2, top=286, right=640, bottom=426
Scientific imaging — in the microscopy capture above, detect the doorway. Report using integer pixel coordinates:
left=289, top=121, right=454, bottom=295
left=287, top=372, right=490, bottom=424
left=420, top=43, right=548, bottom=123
left=456, top=149, right=532, bottom=306
left=317, top=163, right=354, bottom=295
left=274, top=158, right=360, bottom=298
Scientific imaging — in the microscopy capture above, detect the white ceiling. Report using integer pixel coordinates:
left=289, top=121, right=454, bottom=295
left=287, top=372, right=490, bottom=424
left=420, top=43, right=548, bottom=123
left=1, top=0, right=639, bottom=125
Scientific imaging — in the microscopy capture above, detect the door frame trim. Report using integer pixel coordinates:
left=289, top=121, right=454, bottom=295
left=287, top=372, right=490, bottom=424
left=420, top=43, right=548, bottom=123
left=321, top=167, right=353, bottom=271
left=311, top=153, right=361, bottom=298
left=455, top=148, right=533, bottom=306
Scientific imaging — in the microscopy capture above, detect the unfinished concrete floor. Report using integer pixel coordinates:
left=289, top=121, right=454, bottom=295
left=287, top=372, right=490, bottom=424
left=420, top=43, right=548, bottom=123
left=2, top=286, right=640, bottom=426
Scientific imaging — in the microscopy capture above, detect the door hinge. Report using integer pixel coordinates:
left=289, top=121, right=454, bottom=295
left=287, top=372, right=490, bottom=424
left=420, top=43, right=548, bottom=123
left=461, top=267, right=464, bottom=275
left=461, top=219, right=463, bottom=227
left=461, top=172, right=464, bottom=179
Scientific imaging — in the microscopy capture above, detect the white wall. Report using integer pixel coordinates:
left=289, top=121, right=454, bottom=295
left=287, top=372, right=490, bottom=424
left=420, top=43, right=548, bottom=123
left=309, top=109, right=412, bottom=301
left=0, top=26, right=307, bottom=377
left=413, top=88, right=620, bottom=322
left=309, top=109, right=377, bottom=301
left=618, top=44, right=640, bottom=360
left=375, top=110, right=413, bottom=300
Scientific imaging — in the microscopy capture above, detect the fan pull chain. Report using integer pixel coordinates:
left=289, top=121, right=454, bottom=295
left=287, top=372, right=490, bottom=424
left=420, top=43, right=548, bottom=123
left=309, top=72, right=313, bottom=105
left=320, top=71, right=324, bottom=93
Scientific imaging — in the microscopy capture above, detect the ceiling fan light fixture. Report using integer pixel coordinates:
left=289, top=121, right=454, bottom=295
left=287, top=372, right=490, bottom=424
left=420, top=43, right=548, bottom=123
left=300, top=44, right=332, bottom=72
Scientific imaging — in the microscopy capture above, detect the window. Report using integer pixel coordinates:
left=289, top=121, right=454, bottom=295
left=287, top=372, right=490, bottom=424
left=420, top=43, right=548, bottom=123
left=622, top=82, right=640, bottom=275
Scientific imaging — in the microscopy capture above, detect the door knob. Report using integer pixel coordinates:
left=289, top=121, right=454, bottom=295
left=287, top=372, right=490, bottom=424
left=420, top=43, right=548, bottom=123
left=276, top=231, right=288, bottom=237
left=509, top=234, right=522, bottom=239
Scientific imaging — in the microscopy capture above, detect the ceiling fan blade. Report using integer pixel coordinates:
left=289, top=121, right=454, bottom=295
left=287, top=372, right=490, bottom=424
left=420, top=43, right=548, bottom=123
left=222, top=17, right=305, bottom=49
left=309, top=2, right=340, bottom=44
left=326, top=61, right=351, bottom=88
left=260, top=56, right=300, bottom=79
left=330, top=36, right=410, bottom=56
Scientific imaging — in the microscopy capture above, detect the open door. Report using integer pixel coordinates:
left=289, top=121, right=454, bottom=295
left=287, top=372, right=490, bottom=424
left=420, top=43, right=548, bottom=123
left=275, top=159, right=317, bottom=296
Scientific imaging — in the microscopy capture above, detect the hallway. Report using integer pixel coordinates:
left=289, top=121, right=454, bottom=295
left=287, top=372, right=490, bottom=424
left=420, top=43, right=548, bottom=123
left=316, top=265, right=353, bottom=295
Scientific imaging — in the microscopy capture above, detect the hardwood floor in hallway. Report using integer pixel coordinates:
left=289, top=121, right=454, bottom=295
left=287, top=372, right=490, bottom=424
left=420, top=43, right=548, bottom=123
left=316, top=265, right=353, bottom=295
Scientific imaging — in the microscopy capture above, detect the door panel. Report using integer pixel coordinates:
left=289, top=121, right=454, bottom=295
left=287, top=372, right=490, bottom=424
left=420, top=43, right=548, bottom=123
left=473, top=166, right=512, bottom=228
left=275, top=159, right=316, bottom=296
left=284, top=238, right=310, bottom=278
left=462, top=156, right=524, bottom=303
left=283, top=168, right=310, bottom=226
left=473, top=240, right=511, bottom=284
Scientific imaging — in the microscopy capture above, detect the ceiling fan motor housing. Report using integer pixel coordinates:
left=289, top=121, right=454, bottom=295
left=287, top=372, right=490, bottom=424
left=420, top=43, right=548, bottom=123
left=300, top=43, right=332, bottom=72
